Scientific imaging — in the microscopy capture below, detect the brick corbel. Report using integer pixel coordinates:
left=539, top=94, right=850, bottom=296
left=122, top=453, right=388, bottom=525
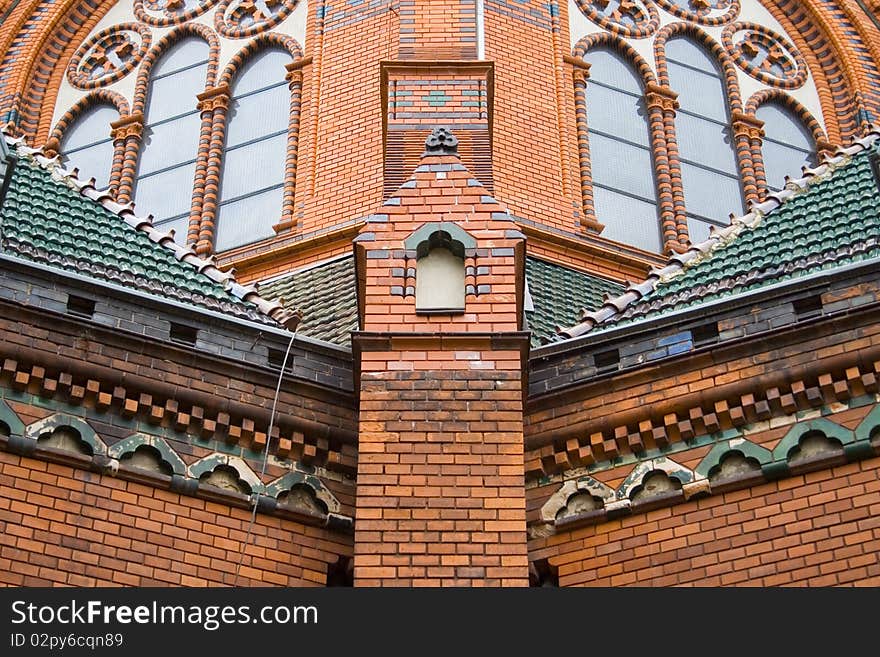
left=110, top=112, right=145, bottom=203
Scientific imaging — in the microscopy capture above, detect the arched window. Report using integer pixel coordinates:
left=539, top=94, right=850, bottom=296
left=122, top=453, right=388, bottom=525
left=134, top=37, right=209, bottom=240
left=584, top=49, right=660, bottom=252
left=214, top=49, right=291, bottom=252
left=756, top=103, right=815, bottom=192
left=666, top=38, right=744, bottom=243
left=415, top=231, right=466, bottom=313
left=59, top=104, right=118, bottom=191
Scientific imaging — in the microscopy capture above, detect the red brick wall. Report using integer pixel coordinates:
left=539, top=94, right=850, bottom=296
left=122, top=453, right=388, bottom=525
left=354, top=348, right=529, bottom=586
left=0, top=451, right=351, bottom=587
left=530, top=456, right=880, bottom=586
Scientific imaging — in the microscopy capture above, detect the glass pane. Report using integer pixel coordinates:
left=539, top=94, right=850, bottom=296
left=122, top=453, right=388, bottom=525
left=756, top=103, right=814, bottom=148
left=225, top=83, right=289, bottom=148
left=62, top=139, right=115, bottom=190
left=593, top=186, right=661, bottom=252
left=761, top=140, right=812, bottom=191
left=583, top=49, right=642, bottom=95
left=146, top=64, right=207, bottom=122
left=219, top=133, right=287, bottom=200
left=151, top=38, right=209, bottom=77
left=675, top=113, right=739, bottom=174
left=668, top=62, right=728, bottom=122
left=214, top=187, right=283, bottom=251
left=665, top=38, right=719, bottom=74
left=686, top=217, right=719, bottom=245
left=134, top=161, right=197, bottom=222
left=232, top=49, right=291, bottom=96
left=61, top=105, right=117, bottom=151
left=137, top=112, right=202, bottom=175
left=585, top=83, right=649, bottom=147
left=588, top=131, right=656, bottom=201
left=680, top=162, right=744, bottom=222
left=153, top=214, right=190, bottom=244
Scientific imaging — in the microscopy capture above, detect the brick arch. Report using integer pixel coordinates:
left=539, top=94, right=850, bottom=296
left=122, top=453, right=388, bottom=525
left=572, top=32, right=657, bottom=88
left=45, top=90, right=129, bottom=195
left=132, top=23, right=221, bottom=115
left=745, top=88, right=829, bottom=198
left=218, top=33, right=303, bottom=88
left=745, top=89, right=826, bottom=144
left=49, top=89, right=130, bottom=144
left=5, top=0, right=119, bottom=143
left=654, top=22, right=743, bottom=112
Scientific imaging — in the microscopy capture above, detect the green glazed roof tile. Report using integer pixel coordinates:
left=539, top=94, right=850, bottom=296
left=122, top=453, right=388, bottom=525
left=0, top=136, right=297, bottom=328
left=525, top=257, right=624, bottom=348
left=560, top=129, right=880, bottom=337
left=258, top=256, right=359, bottom=346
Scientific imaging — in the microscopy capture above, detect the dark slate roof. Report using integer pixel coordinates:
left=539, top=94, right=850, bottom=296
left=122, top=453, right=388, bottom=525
left=525, top=257, right=624, bottom=347
left=0, top=135, right=298, bottom=329
left=258, top=255, right=358, bottom=346
left=560, top=126, right=880, bottom=338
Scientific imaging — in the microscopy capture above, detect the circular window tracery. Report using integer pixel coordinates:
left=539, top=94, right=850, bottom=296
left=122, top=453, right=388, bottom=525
left=723, top=22, right=807, bottom=88
left=67, top=23, right=151, bottom=90
left=214, top=0, right=299, bottom=38
left=653, top=0, right=740, bottom=26
left=574, top=0, right=660, bottom=39
left=134, top=0, right=220, bottom=27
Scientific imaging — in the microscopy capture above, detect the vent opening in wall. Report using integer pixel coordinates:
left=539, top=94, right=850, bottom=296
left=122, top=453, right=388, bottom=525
left=793, top=295, right=823, bottom=320
left=66, top=295, right=95, bottom=319
left=267, top=347, right=294, bottom=371
left=594, top=348, right=620, bottom=374
left=169, top=322, right=198, bottom=346
left=692, top=322, right=719, bottom=347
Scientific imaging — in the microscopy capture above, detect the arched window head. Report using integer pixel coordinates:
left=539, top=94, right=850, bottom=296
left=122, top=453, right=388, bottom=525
left=59, top=104, right=119, bottom=190
left=583, top=48, right=660, bottom=252
left=415, top=232, right=466, bottom=314
left=405, top=224, right=476, bottom=315
left=214, top=48, right=292, bottom=252
left=134, top=37, right=209, bottom=242
left=666, top=38, right=745, bottom=243
left=756, top=103, right=815, bottom=192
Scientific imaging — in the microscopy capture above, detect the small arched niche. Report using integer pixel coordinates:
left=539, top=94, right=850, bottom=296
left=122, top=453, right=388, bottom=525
left=405, top=222, right=476, bottom=315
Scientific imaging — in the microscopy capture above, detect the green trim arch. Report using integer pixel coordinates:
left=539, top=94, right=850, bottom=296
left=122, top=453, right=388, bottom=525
left=696, top=436, right=772, bottom=479
left=264, top=470, right=340, bottom=514
left=0, top=400, right=25, bottom=437
left=24, top=414, right=106, bottom=455
left=771, top=417, right=854, bottom=461
left=108, top=433, right=187, bottom=475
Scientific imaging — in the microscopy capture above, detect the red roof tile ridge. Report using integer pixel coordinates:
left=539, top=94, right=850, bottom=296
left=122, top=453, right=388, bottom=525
left=555, top=125, right=880, bottom=340
left=2, top=130, right=301, bottom=331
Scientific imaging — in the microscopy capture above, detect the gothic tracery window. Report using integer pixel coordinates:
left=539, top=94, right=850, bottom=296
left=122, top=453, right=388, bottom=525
left=666, top=37, right=745, bottom=243
left=583, top=48, right=661, bottom=252
left=214, top=48, right=291, bottom=252
left=134, top=37, right=209, bottom=240
left=756, top=102, right=815, bottom=192
left=59, top=104, right=119, bottom=191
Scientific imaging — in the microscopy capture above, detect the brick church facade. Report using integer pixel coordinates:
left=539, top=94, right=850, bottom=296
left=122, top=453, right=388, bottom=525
left=0, top=0, right=878, bottom=586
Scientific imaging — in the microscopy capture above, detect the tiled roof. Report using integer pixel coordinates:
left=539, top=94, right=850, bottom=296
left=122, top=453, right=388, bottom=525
left=0, top=135, right=299, bottom=329
left=560, top=126, right=880, bottom=338
left=258, top=256, right=358, bottom=346
left=525, top=257, right=624, bottom=347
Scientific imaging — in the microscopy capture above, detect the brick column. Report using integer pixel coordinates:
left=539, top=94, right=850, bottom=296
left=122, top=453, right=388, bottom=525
left=352, top=128, right=530, bottom=586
